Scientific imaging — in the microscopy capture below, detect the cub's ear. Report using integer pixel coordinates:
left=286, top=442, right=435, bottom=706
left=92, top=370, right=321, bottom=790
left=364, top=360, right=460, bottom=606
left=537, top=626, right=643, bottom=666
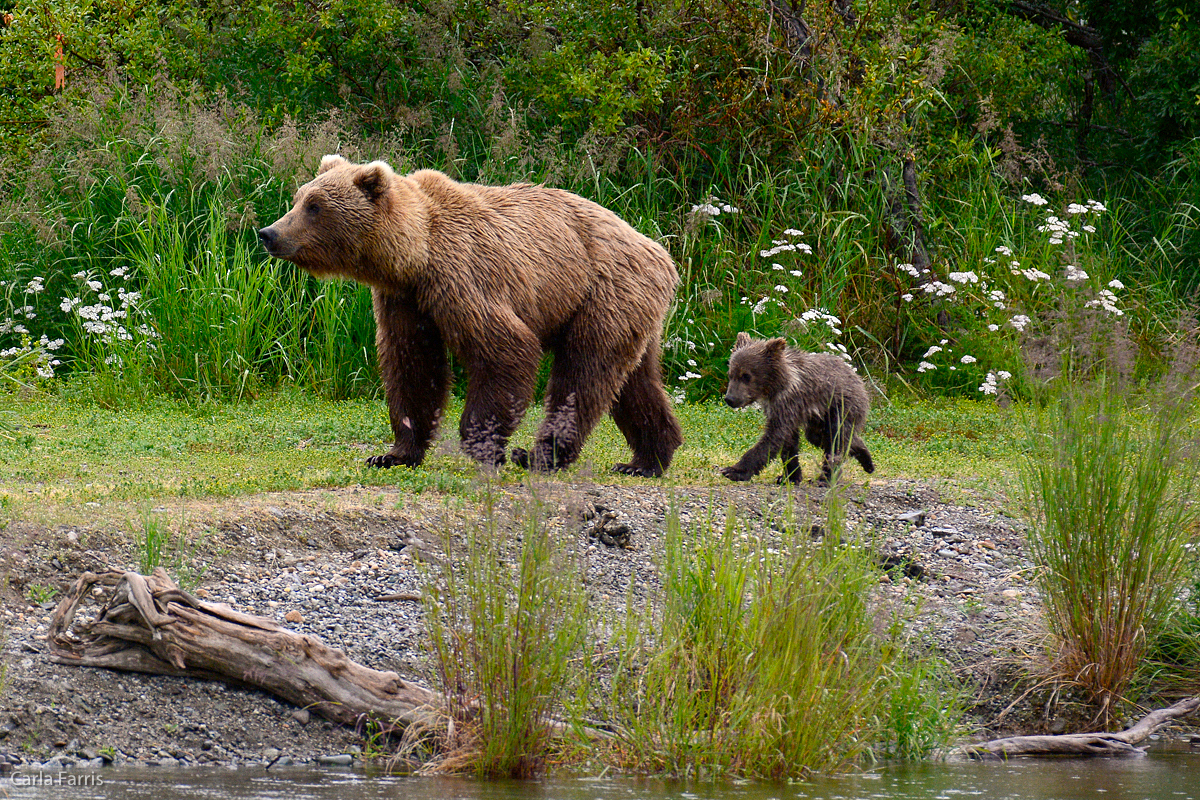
left=765, top=338, right=789, bottom=358
left=355, top=160, right=394, bottom=202
left=733, top=331, right=753, bottom=351
left=317, top=154, right=348, bottom=175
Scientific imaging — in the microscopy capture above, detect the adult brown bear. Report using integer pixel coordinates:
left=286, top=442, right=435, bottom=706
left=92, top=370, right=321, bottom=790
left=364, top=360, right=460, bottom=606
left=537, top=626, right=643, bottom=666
left=259, top=156, right=683, bottom=476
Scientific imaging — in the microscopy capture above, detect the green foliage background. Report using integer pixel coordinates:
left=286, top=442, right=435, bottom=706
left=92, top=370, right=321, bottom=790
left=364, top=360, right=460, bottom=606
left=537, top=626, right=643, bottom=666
left=1, top=0, right=1198, bottom=403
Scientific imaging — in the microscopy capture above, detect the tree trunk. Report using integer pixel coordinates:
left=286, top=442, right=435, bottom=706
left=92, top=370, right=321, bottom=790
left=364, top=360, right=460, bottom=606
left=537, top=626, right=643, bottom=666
left=48, top=569, right=440, bottom=730
left=964, top=697, right=1200, bottom=758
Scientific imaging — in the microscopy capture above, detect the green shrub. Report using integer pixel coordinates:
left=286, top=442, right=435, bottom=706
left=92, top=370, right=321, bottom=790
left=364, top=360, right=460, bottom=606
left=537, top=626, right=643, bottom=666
left=1020, top=378, right=1200, bottom=719
left=422, top=489, right=589, bottom=778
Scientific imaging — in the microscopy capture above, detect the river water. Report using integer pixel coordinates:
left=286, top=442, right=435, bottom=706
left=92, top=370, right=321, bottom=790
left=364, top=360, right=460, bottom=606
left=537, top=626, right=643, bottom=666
left=4, top=752, right=1200, bottom=800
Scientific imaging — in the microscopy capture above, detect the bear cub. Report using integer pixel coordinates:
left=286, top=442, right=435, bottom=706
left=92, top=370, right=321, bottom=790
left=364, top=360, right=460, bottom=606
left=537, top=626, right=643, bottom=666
left=721, top=332, right=874, bottom=485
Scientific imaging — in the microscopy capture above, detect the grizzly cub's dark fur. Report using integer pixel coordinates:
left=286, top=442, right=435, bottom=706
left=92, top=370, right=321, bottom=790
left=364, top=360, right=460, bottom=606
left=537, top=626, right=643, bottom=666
left=721, top=332, right=874, bottom=485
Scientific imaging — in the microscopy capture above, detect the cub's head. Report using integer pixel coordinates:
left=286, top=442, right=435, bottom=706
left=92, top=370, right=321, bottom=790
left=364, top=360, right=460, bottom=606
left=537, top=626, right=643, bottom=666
left=724, top=332, right=791, bottom=408
left=258, top=155, right=397, bottom=279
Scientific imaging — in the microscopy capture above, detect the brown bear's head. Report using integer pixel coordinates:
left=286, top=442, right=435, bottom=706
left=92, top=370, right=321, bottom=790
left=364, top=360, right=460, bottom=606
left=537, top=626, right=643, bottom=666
left=724, top=332, right=792, bottom=408
left=258, top=155, right=398, bottom=281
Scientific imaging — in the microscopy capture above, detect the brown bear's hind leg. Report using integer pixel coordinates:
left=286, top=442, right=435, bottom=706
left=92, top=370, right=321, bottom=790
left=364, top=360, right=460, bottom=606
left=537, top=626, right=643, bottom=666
left=611, top=345, right=683, bottom=478
left=850, top=433, right=874, bottom=474
left=369, top=289, right=450, bottom=469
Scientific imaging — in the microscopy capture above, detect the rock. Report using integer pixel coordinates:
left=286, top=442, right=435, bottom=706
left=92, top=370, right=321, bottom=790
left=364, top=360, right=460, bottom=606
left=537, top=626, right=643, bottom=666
left=316, top=753, right=354, bottom=766
left=896, top=509, right=928, bottom=527
left=285, top=610, right=304, bottom=624
left=291, top=709, right=310, bottom=725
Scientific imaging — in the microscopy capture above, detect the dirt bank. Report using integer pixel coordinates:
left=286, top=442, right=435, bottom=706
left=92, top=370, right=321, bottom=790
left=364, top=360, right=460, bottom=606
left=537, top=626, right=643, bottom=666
left=0, top=476, right=1190, bottom=771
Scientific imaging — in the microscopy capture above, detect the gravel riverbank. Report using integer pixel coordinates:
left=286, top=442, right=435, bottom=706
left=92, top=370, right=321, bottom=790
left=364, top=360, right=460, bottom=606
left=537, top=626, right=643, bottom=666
left=0, top=476, right=1191, bottom=772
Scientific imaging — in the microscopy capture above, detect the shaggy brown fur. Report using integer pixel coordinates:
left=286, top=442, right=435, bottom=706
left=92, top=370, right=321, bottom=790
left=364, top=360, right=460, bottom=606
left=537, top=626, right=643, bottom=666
left=721, top=332, right=874, bottom=485
left=259, top=156, right=683, bottom=476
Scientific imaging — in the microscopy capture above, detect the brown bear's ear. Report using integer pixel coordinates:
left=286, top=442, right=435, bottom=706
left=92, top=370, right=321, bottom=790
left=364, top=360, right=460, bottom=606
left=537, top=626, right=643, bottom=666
left=355, top=161, right=394, bottom=202
left=317, top=154, right=348, bottom=175
left=733, top=331, right=753, bottom=351
left=765, top=338, right=788, bottom=358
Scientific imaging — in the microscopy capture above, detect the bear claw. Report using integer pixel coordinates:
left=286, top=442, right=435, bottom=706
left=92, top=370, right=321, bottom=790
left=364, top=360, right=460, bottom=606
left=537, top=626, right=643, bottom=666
left=613, top=462, right=663, bottom=478
left=366, top=452, right=421, bottom=469
left=719, top=466, right=754, bottom=482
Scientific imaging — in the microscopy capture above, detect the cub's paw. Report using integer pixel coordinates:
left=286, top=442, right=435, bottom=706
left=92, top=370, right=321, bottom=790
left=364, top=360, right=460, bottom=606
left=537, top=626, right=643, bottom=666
left=613, top=462, right=663, bottom=478
left=719, top=465, right=753, bottom=482
left=775, top=471, right=803, bottom=485
left=366, top=451, right=420, bottom=469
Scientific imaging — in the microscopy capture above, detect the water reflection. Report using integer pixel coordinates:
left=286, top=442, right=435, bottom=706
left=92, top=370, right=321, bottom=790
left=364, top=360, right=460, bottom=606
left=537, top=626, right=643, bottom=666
left=3, top=755, right=1199, bottom=800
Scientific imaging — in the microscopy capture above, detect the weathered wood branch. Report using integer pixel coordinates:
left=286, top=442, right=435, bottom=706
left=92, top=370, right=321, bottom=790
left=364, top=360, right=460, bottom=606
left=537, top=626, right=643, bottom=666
left=48, top=569, right=440, bottom=730
left=963, top=696, right=1200, bottom=758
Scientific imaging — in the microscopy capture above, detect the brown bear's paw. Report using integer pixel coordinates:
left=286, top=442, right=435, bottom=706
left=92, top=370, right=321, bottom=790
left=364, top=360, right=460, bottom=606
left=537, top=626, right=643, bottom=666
left=775, top=471, right=803, bottom=485
left=366, top=451, right=422, bottom=469
left=719, top=465, right=754, bottom=482
left=613, top=462, right=664, bottom=479
left=512, top=446, right=572, bottom=473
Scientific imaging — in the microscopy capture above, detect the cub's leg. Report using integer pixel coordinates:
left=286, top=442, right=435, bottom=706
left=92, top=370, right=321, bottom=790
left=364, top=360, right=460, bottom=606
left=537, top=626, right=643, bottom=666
left=850, top=433, right=875, bottom=474
left=723, top=403, right=802, bottom=482
left=776, top=427, right=803, bottom=485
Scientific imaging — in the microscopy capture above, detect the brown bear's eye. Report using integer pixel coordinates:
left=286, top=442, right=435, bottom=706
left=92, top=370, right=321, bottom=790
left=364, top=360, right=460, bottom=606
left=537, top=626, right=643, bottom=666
left=305, top=202, right=321, bottom=216
left=739, top=373, right=751, bottom=383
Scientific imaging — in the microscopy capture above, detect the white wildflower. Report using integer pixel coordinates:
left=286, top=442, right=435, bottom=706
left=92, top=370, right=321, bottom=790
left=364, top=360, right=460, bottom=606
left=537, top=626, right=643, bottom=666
left=773, top=285, right=788, bottom=293
left=923, top=345, right=943, bottom=358
left=1108, top=279, right=1125, bottom=289
left=1066, top=203, right=1088, bottom=215
left=960, top=355, right=977, bottom=364
left=1010, top=314, right=1031, bottom=331
left=1065, top=265, right=1089, bottom=281
left=917, top=361, right=937, bottom=373
left=1021, top=193, right=1048, bottom=206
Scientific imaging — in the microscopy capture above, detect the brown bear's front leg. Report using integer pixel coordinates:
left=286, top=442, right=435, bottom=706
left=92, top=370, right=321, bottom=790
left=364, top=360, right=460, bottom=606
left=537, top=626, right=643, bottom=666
left=776, top=428, right=803, bottom=485
left=723, top=405, right=801, bottom=483
left=369, top=289, right=450, bottom=469
left=456, top=318, right=542, bottom=468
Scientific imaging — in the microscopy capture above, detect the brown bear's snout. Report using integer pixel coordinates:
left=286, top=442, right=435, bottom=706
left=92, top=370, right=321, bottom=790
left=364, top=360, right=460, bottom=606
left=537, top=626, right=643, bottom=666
left=258, top=225, right=297, bottom=260
left=258, top=226, right=279, bottom=253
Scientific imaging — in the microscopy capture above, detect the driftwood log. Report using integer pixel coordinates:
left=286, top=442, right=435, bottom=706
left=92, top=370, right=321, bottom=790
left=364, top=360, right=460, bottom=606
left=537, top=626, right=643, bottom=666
left=964, top=696, right=1200, bottom=758
left=48, top=568, right=439, bottom=730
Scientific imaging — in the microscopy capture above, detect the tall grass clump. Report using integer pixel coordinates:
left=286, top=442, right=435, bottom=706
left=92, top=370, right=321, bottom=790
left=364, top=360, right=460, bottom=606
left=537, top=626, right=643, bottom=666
left=421, top=489, right=589, bottom=778
left=1020, top=378, right=1200, bottom=722
left=604, top=493, right=947, bottom=779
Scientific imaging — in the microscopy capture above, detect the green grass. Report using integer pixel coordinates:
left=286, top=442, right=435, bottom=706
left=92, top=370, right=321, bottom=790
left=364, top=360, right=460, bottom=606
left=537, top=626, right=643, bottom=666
left=1018, top=380, right=1200, bottom=720
left=0, top=390, right=1022, bottom=524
